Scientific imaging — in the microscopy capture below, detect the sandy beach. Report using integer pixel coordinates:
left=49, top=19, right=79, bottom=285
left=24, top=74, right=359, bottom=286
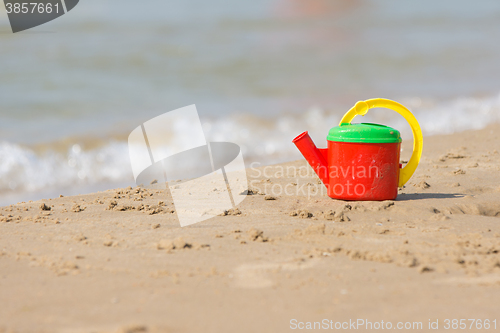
left=2, top=1, right=500, bottom=332
left=0, top=124, right=499, bottom=333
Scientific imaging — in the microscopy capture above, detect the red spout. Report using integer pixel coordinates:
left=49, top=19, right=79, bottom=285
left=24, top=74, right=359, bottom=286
left=292, top=131, right=329, bottom=187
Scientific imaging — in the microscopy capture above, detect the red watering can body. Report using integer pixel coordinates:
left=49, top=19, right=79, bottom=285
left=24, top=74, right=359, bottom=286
left=292, top=99, right=423, bottom=201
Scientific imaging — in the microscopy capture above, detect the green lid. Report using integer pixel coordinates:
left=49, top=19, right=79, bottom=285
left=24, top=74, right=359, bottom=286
left=327, top=123, right=402, bottom=143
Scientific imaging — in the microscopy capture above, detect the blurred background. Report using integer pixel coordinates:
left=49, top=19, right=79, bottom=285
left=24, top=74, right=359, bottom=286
left=1, top=0, right=500, bottom=205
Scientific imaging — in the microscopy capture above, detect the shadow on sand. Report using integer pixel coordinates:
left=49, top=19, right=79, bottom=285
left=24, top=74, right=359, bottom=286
left=396, top=193, right=465, bottom=201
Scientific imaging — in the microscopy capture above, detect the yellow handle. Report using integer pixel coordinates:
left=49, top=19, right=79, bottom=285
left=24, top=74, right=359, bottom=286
left=339, top=98, right=423, bottom=187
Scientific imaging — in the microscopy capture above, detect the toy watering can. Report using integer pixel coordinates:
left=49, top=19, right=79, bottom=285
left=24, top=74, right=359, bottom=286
left=293, top=98, right=423, bottom=201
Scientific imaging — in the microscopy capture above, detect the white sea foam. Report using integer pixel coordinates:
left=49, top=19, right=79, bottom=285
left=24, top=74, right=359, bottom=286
left=0, top=141, right=132, bottom=195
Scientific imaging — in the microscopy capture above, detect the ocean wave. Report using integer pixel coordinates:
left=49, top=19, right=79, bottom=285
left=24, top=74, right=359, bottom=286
left=0, top=141, right=132, bottom=195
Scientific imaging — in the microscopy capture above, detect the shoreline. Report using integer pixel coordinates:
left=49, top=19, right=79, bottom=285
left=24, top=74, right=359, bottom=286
left=2, top=114, right=500, bottom=207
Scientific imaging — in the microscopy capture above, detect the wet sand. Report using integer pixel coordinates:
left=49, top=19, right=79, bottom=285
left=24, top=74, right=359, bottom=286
left=1, top=124, right=500, bottom=333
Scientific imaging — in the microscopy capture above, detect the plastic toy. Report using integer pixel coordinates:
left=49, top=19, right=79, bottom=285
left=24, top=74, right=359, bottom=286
left=293, top=98, right=423, bottom=201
